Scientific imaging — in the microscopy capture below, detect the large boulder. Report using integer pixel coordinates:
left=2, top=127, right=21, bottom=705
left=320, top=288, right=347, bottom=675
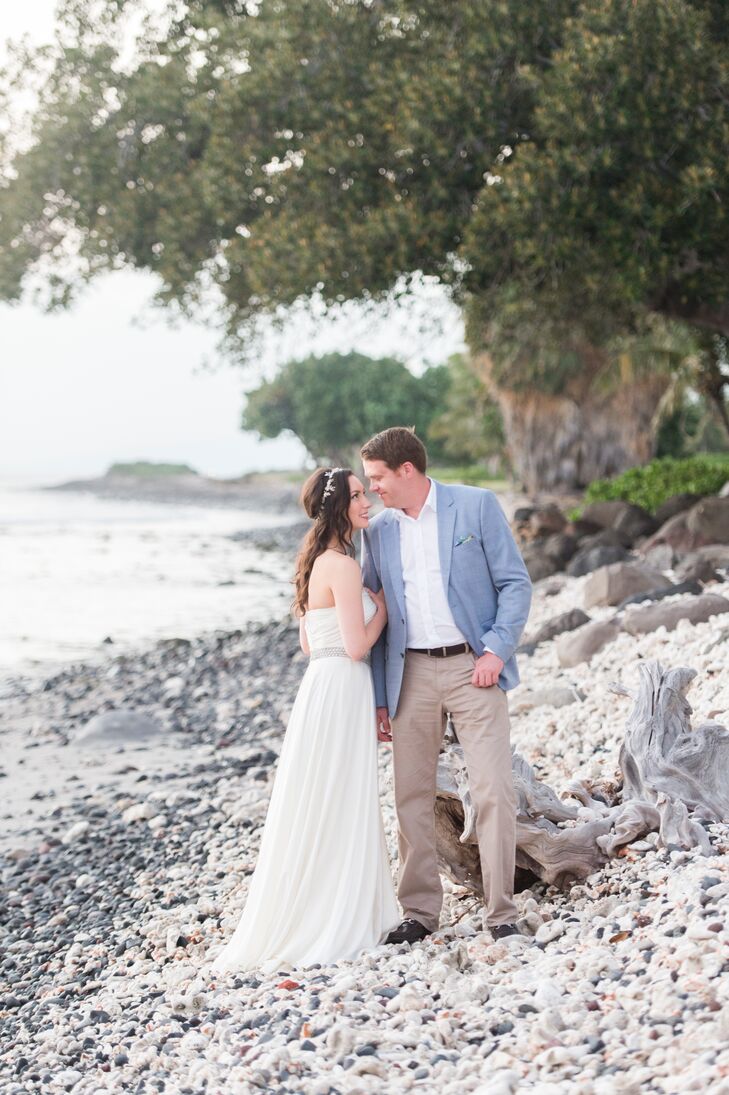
left=692, top=545, right=729, bottom=569
left=578, top=527, right=633, bottom=550
left=621, top=593, right=729, bottom=636
left=512, top=685, right=586, bottom=713
left=513, top=503, right=567, bottom=544
left=642, top=543, right=677, bottom=571
left=673, top=554, right=724, bottom=584
left=567, top=544, right=631, bottom=578
left=556, top=619, right=621, bottom=667
left=581, top=500, right=636, bottom=529
left=685, top=497, right=729, bottom=546
left=566, top=517, right=603, bottom=540
left=541, top=532, right=579, bottom=568
left=654, top=492, right=702, bottom=525
left=644, top=497, right=729, bottom=553
left=613, top=504, right=658, bottom=544
left=642, top=511, right=693, bottom=553
left=584, top=562, right=672, bottom=609
left=521, top=543, right=562, bottom=582
left=75, top=709, right=164, bottom=746
left=528, top=608, right=591, bottom=646
left=616, top=578, right=703, bottom=611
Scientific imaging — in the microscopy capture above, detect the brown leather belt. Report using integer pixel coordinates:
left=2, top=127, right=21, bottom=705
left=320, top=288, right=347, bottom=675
left=407, top=643, right=471, bottom=658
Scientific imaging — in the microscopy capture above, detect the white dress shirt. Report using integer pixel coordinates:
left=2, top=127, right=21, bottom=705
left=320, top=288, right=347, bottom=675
left=394, top=479, right=468, bottom=649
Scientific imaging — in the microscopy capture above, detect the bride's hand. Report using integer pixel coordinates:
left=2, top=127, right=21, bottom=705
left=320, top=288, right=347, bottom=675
left=366, top=587, right=387, bottom=620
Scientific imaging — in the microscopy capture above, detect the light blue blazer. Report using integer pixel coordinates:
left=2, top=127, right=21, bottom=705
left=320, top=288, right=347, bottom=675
left=361, top=481, right=532, bottom=718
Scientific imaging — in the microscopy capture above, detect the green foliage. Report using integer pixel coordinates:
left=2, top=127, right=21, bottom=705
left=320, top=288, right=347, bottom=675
left=427, top=354, right=507, bottom=466
left=582, top=455, right=729, bottom=513
left=0, top=0, right=577, bottom=330
left=464, top=0, right=729, bottom=348
left=1, top=0, right=728, bottom=422
left=655, top=394, right=729, bottom=458
left=242, top=352, right=448, bottom=464
left=106, top=461, right=198, bottom=476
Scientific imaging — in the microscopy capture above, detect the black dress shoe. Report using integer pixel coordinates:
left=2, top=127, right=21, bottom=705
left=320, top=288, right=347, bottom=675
left=385, top=918, right=432, bottom=945
left=490, top=923, right=522, bottom=942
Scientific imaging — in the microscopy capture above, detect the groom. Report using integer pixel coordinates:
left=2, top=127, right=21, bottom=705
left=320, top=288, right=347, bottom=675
left=360, top=427, right=532, bottom=943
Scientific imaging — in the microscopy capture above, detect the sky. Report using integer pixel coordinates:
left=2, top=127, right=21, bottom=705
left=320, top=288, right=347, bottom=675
left=0, top=5, right=465, bottom=486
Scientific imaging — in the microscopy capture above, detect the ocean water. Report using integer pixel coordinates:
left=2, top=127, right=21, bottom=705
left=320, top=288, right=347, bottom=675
left=0, top=485, right=298, bottom=676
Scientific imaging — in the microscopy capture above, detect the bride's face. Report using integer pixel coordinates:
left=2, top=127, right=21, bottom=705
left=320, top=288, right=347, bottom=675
left=347, top=475, right=371, bottom=530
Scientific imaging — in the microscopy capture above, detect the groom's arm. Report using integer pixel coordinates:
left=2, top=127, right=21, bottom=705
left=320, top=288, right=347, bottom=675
left=361, top=528, right=388, bottom=710
left=478, top=491, right=532, bottom=663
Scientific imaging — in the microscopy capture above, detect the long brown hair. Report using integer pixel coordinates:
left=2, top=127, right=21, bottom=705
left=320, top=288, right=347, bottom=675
left=292, top=467, right=354, bottom=616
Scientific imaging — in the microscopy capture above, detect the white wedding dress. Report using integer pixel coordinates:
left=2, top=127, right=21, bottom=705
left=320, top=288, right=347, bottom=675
left=211, top=591, right=399, bottom=972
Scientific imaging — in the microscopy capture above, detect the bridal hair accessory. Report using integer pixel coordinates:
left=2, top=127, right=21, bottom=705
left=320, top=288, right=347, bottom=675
left=321, top=467, right=344, bottom=507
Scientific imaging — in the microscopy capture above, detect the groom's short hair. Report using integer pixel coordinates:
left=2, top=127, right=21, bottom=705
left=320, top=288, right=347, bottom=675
left=360, top=426, right=427, bottom=473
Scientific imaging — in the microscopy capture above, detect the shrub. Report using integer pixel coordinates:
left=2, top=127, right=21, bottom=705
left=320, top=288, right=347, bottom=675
left=582, top=455, right=729, bottom=514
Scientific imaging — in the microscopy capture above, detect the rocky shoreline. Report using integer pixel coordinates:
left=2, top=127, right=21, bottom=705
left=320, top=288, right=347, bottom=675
left=45, top=471, right=303, bottom=515
left=2, top=547, right=729, bottom=1092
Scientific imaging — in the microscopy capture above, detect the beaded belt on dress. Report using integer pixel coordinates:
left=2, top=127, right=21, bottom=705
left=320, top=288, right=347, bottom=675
left=310, top=646, right=370, bottom=665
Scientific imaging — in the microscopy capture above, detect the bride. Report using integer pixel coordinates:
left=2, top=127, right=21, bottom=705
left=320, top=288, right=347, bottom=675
left=210, top=466, right=399, bottom=972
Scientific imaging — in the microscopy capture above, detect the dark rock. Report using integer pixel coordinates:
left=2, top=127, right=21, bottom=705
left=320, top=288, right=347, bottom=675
left=613, top=504, right=658, bottom=544
left=580, top=500, right=636, bottom=529
left=541, top=533, right=578, bottom=567
left=74, top=710, right=164, bottom=747
left=654, top=493, right=702, bottom=525
left=584, top=562, right=672, bottom=609
left=578, top=527, right=633, bottom=550
left=622, top=593, right=729, bottom=636
left=642, top=511, right=692, bottom=553
left=642, top=544, right=677, bottom=571
left=566, top=517, right=603, bottom=540
left=521, top=544, right=562, bottom=583
left=355, top=1044, right=378, bottom=1057
left=557, top=620, right=620, bottom=667
left=646, top=498, right=729, bottom=553
left=518, top=503, right=567, bottom=543
left=616, top=579, right=702, bottom=612
left=686, top=497, right=729, bottom=546
left=567, top=545, right=631, bottom=578
left=520, top=608, right=591, bottom=650
left=674, top=555, right=724, bottom=584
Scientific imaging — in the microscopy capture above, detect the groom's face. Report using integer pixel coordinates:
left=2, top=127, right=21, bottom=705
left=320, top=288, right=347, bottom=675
left=362, top=459, right=409, bottom=509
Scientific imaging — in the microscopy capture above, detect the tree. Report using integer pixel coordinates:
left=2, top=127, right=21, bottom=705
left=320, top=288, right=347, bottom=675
left=427, top=354, right=506, bottom=471
left=242, top=352, right=450, bottom=466
left=1, top=0, right=728, bottom=487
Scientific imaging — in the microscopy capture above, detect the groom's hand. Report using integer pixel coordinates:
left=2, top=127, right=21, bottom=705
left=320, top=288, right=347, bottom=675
left=376, top=707, right=392, bottom=742
left=471, top=651, right=504, bottom=688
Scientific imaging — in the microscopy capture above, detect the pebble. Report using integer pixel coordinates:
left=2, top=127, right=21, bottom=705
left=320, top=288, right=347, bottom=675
left=0, top=567, right=728, bottom=1094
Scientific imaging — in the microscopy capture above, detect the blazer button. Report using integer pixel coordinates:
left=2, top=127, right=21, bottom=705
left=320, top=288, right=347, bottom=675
left=400, top=618, right=405, bottom=624
left=400, top=652, right=405, bottom=658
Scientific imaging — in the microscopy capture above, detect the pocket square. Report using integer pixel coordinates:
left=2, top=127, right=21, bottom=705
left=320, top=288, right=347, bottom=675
left=455, top=534, right=475, bottom=546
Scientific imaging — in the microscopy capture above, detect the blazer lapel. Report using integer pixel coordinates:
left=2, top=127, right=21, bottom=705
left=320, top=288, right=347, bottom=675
left=382, top=514, right=406, bottom=618
left=436, top=481, right=457, bottom=599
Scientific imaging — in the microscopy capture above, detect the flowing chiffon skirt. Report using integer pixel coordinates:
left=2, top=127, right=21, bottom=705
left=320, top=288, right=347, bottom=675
left=211, top=649, right=399, bottom=972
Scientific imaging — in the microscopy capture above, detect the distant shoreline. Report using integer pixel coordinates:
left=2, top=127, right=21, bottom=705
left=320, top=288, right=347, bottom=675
left=44, top=467, right=305, bottom=514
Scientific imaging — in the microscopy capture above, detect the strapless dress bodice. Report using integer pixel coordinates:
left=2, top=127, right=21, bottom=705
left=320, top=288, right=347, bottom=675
left=305, top=590, right=376, bottom=653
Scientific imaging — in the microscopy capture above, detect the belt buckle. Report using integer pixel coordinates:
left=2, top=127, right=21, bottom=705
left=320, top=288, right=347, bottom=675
left=441, top=646, right=447, bottom=657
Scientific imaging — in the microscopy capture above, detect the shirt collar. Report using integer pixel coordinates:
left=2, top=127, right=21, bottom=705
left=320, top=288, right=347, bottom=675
left=393, top=478, right=436, bottom=521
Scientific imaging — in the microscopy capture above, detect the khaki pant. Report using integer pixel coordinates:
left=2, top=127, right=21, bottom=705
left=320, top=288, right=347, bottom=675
left=391, top=650, right=517, bottom=930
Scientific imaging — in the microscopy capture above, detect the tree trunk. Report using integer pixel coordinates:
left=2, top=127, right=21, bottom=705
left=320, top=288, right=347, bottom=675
left=472, top=352, right=671, bottom=492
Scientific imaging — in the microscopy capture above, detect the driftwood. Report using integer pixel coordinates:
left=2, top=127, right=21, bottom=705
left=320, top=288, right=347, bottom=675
left=435, top=661, right=726, bottom=898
